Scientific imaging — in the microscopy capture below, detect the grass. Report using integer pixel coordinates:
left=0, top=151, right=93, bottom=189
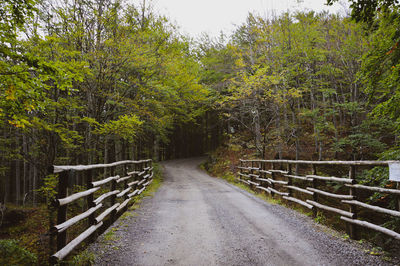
left=119, top=211, right=133, bottom=220
left=342, top=233, right=350, bottom=241
left=69, top=250, right=95, bottom=265
left=103, top=227, right=119, bottom=242
left=314, top=211, right=327, bottom=224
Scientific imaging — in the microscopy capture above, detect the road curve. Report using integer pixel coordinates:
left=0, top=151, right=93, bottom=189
left=93, top=158, right=390, bottom=266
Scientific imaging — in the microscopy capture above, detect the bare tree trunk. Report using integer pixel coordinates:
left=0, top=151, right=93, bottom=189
left=275, top=105, right=283, bottom=159
left=4, top=168, right=9, bottom=204
left=331, top=95, right=339, bottom=159
left=319, top=142, right=323, bottom=161
left=132, top=143, right=135, bottom=160
left=23, top=134, right=28, bottom=203
left=104, top=136, right=108, bottom=176
left=33, top=162, right=38, bottom=206
left=319, top=89, right=328, bottom=161
left=253, top=109, right=263, bottom=156
left=15, top=143, right=21, bottom=205
left=115, top=140, right=120, bottom=162
left=121, top=140, right=127, bottom=160
left=310, top=88, right=319, bottom=155
left=29, top=161, right=33, bottom=205
left=292, top=103, right=300, bottom=174
left=154, top=135, right=160, bottom=162
left=87, top=124, right=92, bottom=164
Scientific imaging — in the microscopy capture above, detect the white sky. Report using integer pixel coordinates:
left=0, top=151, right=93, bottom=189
left=150, top=0, right=348, bottom=38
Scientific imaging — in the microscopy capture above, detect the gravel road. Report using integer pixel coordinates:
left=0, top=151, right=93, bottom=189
left=91, top=158, right=393, bottom=266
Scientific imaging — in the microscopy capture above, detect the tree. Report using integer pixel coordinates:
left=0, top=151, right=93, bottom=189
left=359, top=8, right=400, bottom=146
left=327, top=0, right=400, bottom=24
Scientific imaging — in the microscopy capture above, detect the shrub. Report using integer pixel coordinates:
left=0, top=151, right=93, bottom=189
left=0, top=239, right=37, bottom=265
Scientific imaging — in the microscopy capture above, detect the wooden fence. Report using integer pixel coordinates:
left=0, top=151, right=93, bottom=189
left=238, top=159, right=400, bottom=241
left=50, top=159, right=153, bottom=263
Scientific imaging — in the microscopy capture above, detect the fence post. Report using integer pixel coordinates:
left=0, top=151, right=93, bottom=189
left=86, top=169, right=95, bottom=226
left=348, top=165, right=359, bottom=240
left=250, top=161, right=255, bottom=189
left=271, top=163, right=275, bottom=197
left=143, top=161, right=147, bottom=189
left=134, top=162, right=139, bottom=189
left=56, top=170, right=70, bottom=252
left=110, top=166, right=117, bottom=222
left=139, top=161, right=144, bottom=191
left=239, top=160, right=243, bottom=180
left=123, top=164, right=128, bottom=200
left=396, top=182, right=400, bottom=211
left=311, top=164, right=318, bottom=217
left=287, top=163, right=292, bottom=197
left=149, top=160, right=152, bottom=176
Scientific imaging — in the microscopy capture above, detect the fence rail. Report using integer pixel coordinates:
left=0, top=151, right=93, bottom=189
left=238, top=159, right=400, bottom=242
left=50, top=159, right=153, bottom=264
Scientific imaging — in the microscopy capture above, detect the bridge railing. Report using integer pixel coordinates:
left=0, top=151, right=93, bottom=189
left=50, top=159, right=153, bottom=264
left=238, top=159, right=400, bottom=241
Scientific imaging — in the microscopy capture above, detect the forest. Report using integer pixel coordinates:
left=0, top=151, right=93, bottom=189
left=1, top=0, right=400, bottom=263
left=2, top=0, right=400, bottom=205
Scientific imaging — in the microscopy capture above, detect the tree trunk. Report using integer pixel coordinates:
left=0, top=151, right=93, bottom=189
left=33, top=162, right=38, bottom=206
left=275, top=105, right=283, bottom=159
left=15, top=148, right=21, bottom=205
left=23, top=134, right=28, bottom=204
left=253, top=109, right=263, bottom=156
left=153, top=135, right=160, bottom=162
left=103, top=137, right=108, bottom=176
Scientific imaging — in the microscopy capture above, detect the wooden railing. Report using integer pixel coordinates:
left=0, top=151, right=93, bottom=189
left=238, top=159, right=400, bottom=241
left=50, top=159, right=153, bottom=263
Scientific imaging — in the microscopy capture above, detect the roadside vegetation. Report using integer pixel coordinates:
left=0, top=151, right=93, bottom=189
left=2, top=0, right=400, bottom=263
left=0, top=163, right=163, bottom=265
left=203, top=141, right=400, bottom=261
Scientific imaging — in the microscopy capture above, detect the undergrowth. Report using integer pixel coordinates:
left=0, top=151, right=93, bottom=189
left=0, top=163, right=163, bottom=265
left=0, top=239, right=37, bottom=265
left=0, top=204, right=50, bottom=264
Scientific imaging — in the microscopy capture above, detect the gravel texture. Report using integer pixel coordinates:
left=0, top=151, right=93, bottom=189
left=89, top=158, right=396, bottom=266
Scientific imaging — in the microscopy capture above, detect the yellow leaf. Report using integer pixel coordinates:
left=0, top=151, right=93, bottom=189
left=5, top=88, right=16, bottom=100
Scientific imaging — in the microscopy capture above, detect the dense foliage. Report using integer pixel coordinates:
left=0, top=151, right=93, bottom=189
left=1, top=0, right=400, bottom=220
left=0, top=0, right=209, bottom=204
left=200, top=11, right=398, bottom=162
